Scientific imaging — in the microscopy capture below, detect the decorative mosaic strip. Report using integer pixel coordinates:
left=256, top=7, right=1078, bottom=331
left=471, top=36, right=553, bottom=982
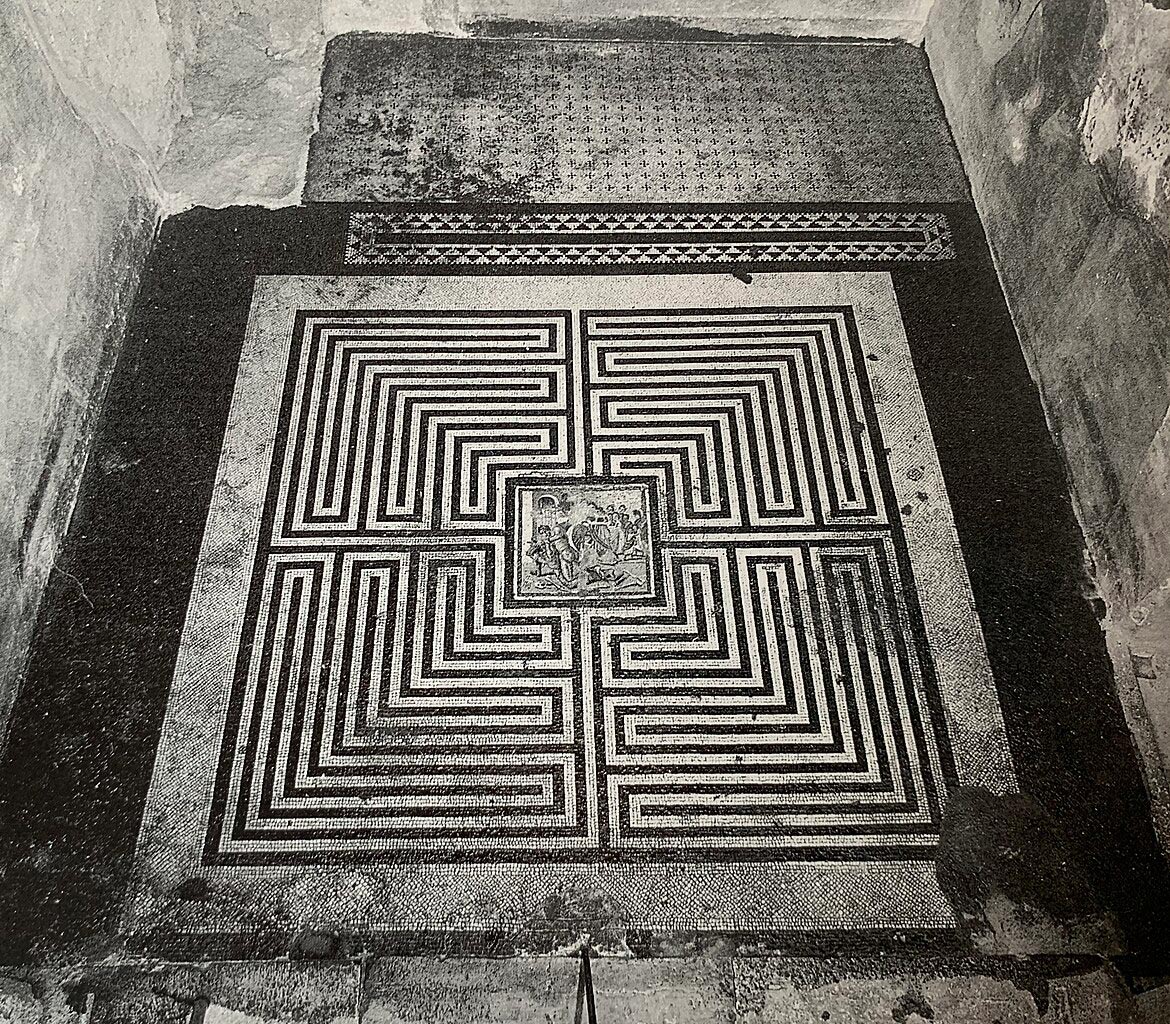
left=344, top=208, right=956, bottom=267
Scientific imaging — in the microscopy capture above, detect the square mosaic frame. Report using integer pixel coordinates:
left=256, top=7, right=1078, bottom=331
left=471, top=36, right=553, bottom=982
left=126, top=272, right=1016, bottom=943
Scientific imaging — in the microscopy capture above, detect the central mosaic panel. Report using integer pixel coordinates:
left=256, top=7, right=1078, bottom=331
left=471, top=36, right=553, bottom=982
left=132, top=273, right=1015, bottom=939
left=514, top=481, right=656, bottom=601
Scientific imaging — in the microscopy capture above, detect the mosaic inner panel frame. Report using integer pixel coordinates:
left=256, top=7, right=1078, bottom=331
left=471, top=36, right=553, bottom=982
left=128, top=272, right=1015, bottom=941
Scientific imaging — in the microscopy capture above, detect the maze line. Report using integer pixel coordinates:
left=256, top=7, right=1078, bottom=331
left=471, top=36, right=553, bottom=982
left=273, top=311, right=581, bottom=537
left=594, top=543, right=943, bottom=851
left=209, top=550, right=591, bottom=859
left=584, top=309, right=884, bottom=529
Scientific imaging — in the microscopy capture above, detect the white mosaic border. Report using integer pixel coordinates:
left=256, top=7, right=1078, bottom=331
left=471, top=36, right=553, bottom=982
left=125, top=272, right=1015, bottom=943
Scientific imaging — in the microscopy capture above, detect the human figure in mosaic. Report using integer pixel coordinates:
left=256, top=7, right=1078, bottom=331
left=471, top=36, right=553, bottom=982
left=627, top=507, right=647, bottom=557
left=526, top=524, right=560, bottom=577
left=529, top=492, right=580, bottom=585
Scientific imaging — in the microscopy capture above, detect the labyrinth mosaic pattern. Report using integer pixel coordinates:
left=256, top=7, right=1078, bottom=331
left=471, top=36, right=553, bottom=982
left=131, top=273, right=1015, bottom=938
left=344, top=208, right=957, bottom=267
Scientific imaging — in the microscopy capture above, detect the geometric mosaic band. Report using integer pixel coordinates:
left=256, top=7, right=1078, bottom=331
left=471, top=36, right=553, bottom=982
left=344, top=208, right=956, bottom=268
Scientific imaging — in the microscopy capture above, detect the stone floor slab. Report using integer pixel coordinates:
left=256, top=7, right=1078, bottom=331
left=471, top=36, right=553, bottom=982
left=362, top=957, right=579, bottom=1024
left=591, top=958, right=736, bottom=1024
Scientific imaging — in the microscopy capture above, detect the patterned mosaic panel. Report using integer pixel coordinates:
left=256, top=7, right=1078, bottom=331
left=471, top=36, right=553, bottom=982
left=515, top=482, right=656, bottom=601
left=344, top=208, right=957, bottom=267
left=131, top=274, right=1014, bottom=938
left=308, top=37, right=970, bottom=204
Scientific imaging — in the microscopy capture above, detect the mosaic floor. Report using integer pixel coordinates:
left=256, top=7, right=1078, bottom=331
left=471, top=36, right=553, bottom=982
left=307, top=36, right=968, bottom=204
left=6, top=34, right=1167, bottom=964
left=127, top=269, right=1015, bottom=943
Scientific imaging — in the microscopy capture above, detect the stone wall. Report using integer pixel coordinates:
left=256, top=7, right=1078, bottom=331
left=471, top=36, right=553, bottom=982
left=322, top=0, right=937, bottom=39
left=0, top=3, right=169, bottom=741
left=156, top=0, right=324, bottom=212
left=925, top=0, right=1170, bottom=775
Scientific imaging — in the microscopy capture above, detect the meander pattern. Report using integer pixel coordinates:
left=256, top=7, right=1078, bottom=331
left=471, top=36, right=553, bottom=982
left=204, top=304, right=955, bottom=863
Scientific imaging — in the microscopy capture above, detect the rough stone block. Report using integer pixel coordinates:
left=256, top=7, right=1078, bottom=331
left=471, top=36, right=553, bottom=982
left=735, top=963, right=1038, bottom=1024
left=87, top=961, right=359, bottom=1024
left=590, top=958, right=736, bottom=1024
left=362, top=957, right=580, bottom=1024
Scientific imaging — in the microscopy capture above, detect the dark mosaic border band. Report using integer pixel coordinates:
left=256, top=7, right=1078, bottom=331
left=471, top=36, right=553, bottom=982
left=10, top=201, right=1169, bottom=959
left=344, top=209, right=957, bottom=267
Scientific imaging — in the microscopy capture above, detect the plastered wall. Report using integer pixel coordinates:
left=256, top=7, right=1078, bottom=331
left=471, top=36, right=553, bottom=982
left=1, top=3, right=163, bottom=738
left=926, top=0, right=1170, bottom=771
